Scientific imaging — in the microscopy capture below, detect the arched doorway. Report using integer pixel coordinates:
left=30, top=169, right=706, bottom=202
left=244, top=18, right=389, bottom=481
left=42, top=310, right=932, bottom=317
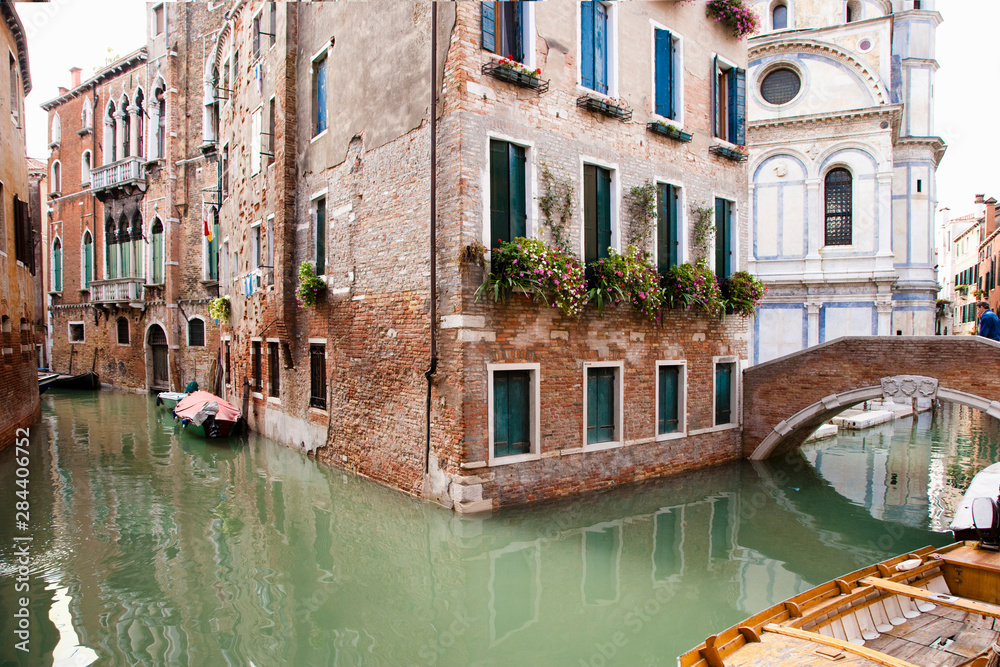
left=148, top=324, right=169, bottom=390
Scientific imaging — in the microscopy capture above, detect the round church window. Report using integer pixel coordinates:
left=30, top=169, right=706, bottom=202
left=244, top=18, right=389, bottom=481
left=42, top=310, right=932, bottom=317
left=760, top=68, right=802, bottom=105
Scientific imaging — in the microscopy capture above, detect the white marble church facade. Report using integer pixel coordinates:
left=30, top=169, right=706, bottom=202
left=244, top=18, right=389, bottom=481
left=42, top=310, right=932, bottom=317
left=746, top=0, right=945, bottom=364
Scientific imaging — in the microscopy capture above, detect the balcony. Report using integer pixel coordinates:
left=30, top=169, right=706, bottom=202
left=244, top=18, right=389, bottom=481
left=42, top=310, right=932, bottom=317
left=90, top=277, right=146, bottom=307
left=91, top=156, right=147, bottom=199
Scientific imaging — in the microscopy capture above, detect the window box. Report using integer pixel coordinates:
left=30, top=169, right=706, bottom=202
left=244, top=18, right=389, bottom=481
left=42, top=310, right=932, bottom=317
left=482, top=61, right=549, bottom=94
left=646, top=122, right=692, bottom=143
left=709, top=144, right=748, bottom=163
left=576, top=95, right=632, bottom=122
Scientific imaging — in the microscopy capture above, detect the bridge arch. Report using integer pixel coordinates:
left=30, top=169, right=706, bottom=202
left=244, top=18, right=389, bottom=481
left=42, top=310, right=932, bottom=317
left=743, top=337, right=1000, bottom=459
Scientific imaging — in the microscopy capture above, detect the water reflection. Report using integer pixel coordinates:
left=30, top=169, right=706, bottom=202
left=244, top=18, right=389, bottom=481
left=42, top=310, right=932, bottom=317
left=1, top=393, right=984, bottom=665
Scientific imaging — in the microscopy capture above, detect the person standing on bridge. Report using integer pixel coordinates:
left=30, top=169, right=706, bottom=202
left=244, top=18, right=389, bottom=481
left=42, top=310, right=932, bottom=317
left=977, top=301, right=1000, bottom=341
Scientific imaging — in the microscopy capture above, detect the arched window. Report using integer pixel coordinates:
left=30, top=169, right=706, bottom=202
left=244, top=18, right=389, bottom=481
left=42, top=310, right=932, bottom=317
left=118, top=213, right=130, bottom=277
left=116, top=316, right=130, bottom=345
left=82, top=230, right=93, bottom=289
left=772, top=3, right=788, bottom=30
left=134, top=89, right=145, bottom=158
left=156, top=89, right=166, bottom=159
left=81, top=97, right=93, bottom=132
left=205, top=207, right=220, bottom=281
left=81, top=150, right=92, bottom=185
left=105, top=214, right=117, bottom=278
left=151, top=218, right=164, bottom=284
left=824, top=168, right=853, bottom=246
left=129, top=210, right=144, bottom=279
left=120, top=95, right=131, bottom=158
left=188, top=318, right=205, bottom=347
left=50, top=112, right=61, bottom=145
left=846, top=0, right=861, bottom=22
left=105, top=102, right=117, bottom=164
left=52, top=238, right=62, bottom=292
left=51, top=161, right=61, bottom=193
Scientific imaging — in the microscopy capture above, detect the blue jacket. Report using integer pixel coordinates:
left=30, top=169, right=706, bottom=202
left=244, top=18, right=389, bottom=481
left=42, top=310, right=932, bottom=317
left=980, top=309, right=1000, bottom=341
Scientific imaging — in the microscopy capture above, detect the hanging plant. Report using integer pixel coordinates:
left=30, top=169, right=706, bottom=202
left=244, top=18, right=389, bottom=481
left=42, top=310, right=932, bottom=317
left=457, top=240, right=488, bottom=275
left=705, top=0, right=759, bottom=39
left=476, top=237, right=586, bottom=318
left=296, top=262, right=327, bottom=307
left=664, top=260, right=724, bottom=317
left=208, top=296, right=230, bottom=323
left=721, top=271, right=767, bottom=318
left=586, top=246, right=664, bottom=321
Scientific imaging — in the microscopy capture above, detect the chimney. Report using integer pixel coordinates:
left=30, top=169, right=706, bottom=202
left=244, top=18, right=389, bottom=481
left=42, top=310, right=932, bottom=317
left=58, top=87, right=68, bottom=96
left=976, top=194, right=986, bottom=204
left=70, top=67, right=82, bottom=88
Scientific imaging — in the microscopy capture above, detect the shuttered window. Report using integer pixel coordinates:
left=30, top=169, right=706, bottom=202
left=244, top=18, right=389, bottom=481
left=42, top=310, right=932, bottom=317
left=715, top=198, right=733, bottom=280
left=654, top=28, right=675, bottom=119
left=493, top=370, right=531, bottom=458
left=587, top=366, right=616, bottom=445
left=13, top=196, right=32, bottom=273
left=581, top=1, right=608, bottom=94
left=83, top=232, right=93, bottom=288
left=268, top=342, right=280, bottom=398
left=490, top=140, right=527, bottom=246
left=314, top=197, right=326, bottom=275
left=657, top=183, right=679, bottom=273
left=481, top=2, right=524, bottom=63
left=252, top=340, right=262, bottom=391
left=715, top=362, right=734, bottom=426
left=772, top=4, right=788, bottom=29
left=52, top=239, right=62, bottom=291
left=313, top=54, right=327, bottom=136
left=310, top=344, right=327, bottom=409
left=824, top=168, right=853, bottom=246
left=658, top=365, right=680, bottom=435
left=584, top=165, right=612, bottom=265
left=712, top=58, right=746, bottom=145
left=151, top=219, right=164, bottom=284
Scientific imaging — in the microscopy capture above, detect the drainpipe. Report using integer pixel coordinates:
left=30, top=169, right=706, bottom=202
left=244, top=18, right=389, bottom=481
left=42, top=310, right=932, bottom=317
left=424, top=2, right=438, bottom=475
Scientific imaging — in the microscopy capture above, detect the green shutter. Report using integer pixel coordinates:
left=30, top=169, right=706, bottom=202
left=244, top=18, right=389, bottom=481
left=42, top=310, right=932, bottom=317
left=711, top=55, right=719, bottom=138
left=510, top=143, right=526, bottom=240
left=657, top=184, right=678, bottom=273
left=715, top=198, right=731, bottom=279
left=658, top=365, right=679, bottom=434
left=210, top=223, right=220, bottom=280
left=587, top=367, right=615, bottom=444
left=597, top=167, right=611, bottom=260
left=710, top=496, right=731, bottom=559
left=494, top=370, right=530, bottom=458
left=152, top=230, right=163, bottom=284
left=316, top=198, right=326, bottom=275
left=53, top=243, right=62, bottom=291
left=83, top=238, right=93, bottom=289
left=491, top=140, right=511, bottom=245
left=653, top=510, right=681, bottom=579
left=715, top=363, right=732, bottom=425
left=482, top=2, right=496, bottom=53
left=584, top=165, right=598, bottom=264
left=655, top=29, right=674, bottom=118
left=730, top=67, right=746, bottom=145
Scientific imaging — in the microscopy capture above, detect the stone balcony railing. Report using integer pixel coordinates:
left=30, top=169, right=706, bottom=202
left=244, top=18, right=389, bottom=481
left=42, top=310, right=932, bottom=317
left=91, top=156, right=146, bottom=197
left=90, top=277, right=146, bottom=306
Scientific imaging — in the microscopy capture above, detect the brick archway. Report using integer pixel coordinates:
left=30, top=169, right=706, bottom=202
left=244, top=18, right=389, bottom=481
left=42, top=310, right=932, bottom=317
left=743, top=337, right=1000, bottom=460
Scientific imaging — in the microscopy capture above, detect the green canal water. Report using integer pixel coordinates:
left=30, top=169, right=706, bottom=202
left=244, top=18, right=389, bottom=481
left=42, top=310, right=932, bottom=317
left=1, top=391, right=997, bottom=666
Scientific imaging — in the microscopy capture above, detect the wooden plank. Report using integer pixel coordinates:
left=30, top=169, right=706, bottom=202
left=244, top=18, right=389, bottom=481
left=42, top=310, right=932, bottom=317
left=860, top=578, right=1000, bottom=619
left=949, top=627, right=1000, bottom=659
left=763, top=624, right=922, bottom=667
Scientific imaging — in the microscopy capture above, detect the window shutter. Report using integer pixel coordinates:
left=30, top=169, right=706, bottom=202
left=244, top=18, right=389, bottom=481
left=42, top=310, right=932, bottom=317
left=84, top=238, right=93, bottom=288
left=581, top=2, right=595, bottom=91
left=494, top=371, right=510, bottom=457
left=658, top=366, right=679, bottom=434
left=654, top=29, right=674, bottom=118
left=711, top=56, right=719, bottom=138
left=670, top=185, right=680, bottom=268
left=509, top=144, right=527, bottom=240
left=481, top=2, right=496, bottom=53
left=657, top=183, right=678, bottom=273
left=715, top=199, right=732, bottom=279
left=594, top=2, right=608, bottom=94
left=597, top=167, right=611, bottom=259
left=715, top=364, right=732, bottom=425
left=490, top=140, right=511, bottom=245
left=584, top=165, right=598, bottom=264
left=513, top=1, right=524, bottom=63
left=730, top=67, right=747, bottom=145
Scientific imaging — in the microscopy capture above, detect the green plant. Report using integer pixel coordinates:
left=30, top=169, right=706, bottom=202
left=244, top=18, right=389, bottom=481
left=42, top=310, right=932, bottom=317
left=296, top=262, right=327, bottom=307
left=498, top=56, right=541, bottom=78
left=586, top=246, right=664, bottom=321
left=476, top=237, right=586, bottom=318
left=691, top=201, right=715, bottom=263
left=457, top=240, right=488, bottom=274
left=625, top=181, right=657, bottom=253
left=664, top=260, right=724, bottom=317
left=537, top=163, right=575, bottom=255
left=705, top=0, right=759, bottom=39
left=208, top=296, right=230, bottom=323
left=721, top=271, right=767, bottom=318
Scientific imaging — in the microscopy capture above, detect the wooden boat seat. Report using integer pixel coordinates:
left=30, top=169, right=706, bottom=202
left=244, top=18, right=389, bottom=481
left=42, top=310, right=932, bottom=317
left=859, top=577, right=1000, bottom=619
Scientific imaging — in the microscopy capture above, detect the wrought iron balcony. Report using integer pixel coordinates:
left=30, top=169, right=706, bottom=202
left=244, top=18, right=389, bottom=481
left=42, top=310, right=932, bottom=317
left=90, top=277, right=146, bottom=306
left=91, top=156, right=147, bottom=198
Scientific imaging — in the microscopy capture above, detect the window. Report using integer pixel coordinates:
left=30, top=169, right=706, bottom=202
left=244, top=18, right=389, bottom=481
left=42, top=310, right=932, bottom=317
left=188, top=318, right=205, bottom=347
left=207, top=208, right=219, bottom=281
left=581, top=1, right=610, bottom=94
left=51, top=161, right=61, bottom=193
left=266, top=216, right=274, bottom=270
left=772, top=3, right=788, bottom=29
left=489, top=140, right=527, bottom=246
left=233, top=49, right=240, bottom=82
left=116, top=317, right=129, bottom=345
left=314, top=196, right=326, bottom=275
left=222, top=58, right=230, bottom=101
left=713, top=58, right=746, bottom=145
left=846, top=0, right=860, bottom=22
left=715, top=198, right=733, bottom=280
left=68, top=322, right=84, bottom=343
left=222, top=144, right=229, bottom=198
left=153, top=3, right=165, bottom=35
left=268, top=341, right=280, bottom=398
left=52, top=238, right=62, bottom=292
left=824, top=168, right=852, bottom=246
left=714, top=360, right=737, bottom=426
left=0, top=183, right=6, bottom=253
left=134, top=90, right=144, bottom=158
left=81, top=97, right=93, bottom=131
left=917, top=179, right=923, bottom=193
left=251, top=107, right=262, bottom=174
left=252, top=221, right=262, bottom=269
left=81, top=151, right=92, bottom=185
left=760, top=67, right=801, bottom=105
left=10, top=52, right=19, bottom=125
left=121, top=96, right=130, bottom=158
left=654, top=28, right=679, bottom=120
left=82, top=230, right=93, bottom=288
left=50, top=113, right=61, bottom=146
left=105, top=102, right=117, bottom=163
left=154, top=89, right=165, bottom=156
left=252, top=340, right=262, bottom=392
left=481, top=2, right=527, bottom=63
left=657, top=183, right=680, bottom=273
left=13, top=196, right=31, bottom=272
left=489, top=365, right=539, bottom=462
left=252, top=14, right=262, bottom=61
left=313, top=53, right=327, bottom=136
left=269, top=2, right=277, bottom=47
left=656, top=362, right=685, bottom=437
left=584, top=363, right=621, bottom=448
left=224, top=340, right=231, bottom=385
left=584, top=164, right=612, bottom=265
left=310, top=343, right=327, bottom=409
left=267, top=97, right=276, bottom=166
left=150, top=218, right=164, bottom=284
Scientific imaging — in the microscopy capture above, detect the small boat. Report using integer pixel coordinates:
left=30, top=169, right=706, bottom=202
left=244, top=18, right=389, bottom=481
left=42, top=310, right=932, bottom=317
left=155, top=391, right=188, bottom=410
left=950, top=462, right=1000, bottom=541
left=49, top=371, right=100, bottom=390
left=680, top=539, right=1000, bottom=666
left=173, top=391, right=243, bottom=439
left=38, top=371, right=60, bottom=394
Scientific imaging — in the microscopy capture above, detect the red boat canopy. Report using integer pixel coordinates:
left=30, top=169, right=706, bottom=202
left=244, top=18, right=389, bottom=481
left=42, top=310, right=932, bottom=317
left=174, top=391, right=241, bottom=423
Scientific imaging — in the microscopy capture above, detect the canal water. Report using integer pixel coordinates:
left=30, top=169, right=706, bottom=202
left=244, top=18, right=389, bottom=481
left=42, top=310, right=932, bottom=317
left=1, top=392, right=996, bottom=666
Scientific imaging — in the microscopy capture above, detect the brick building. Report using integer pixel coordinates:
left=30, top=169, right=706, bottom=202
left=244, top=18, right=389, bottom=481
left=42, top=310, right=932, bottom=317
left=41, top=4, right=224, bottom=393
left=0, top=0, right=39, bottom=451
left=212, top=0, right=751, bottom=510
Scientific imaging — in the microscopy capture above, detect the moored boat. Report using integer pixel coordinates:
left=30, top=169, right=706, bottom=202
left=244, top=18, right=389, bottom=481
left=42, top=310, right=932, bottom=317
left=155, top=391, right=187, bottom=410
left=951, top=462, right=1000, bottom=542
left=173, top=391, right=243, bottom=439
left=679, top=540, right=1000, bottom=667
left=49, top=371, right=100, bottom=390
left=38, top=371, right=59, bottom=394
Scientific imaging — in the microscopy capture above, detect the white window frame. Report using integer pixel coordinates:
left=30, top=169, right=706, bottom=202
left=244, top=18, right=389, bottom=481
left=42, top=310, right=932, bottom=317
left=487, top=362, right=541, bottom=467
left=654, top=360, right=687, bottom=441
left=582, top=360, right=624, bottom=451
left=266, top=337, right=281, bottom=404
left=311, top=189, right=328, bottom=276
left=251, top=220, right=262, bottom=270
left=51, top=234, right=63, bottom=293
left=221, top=239, right=230, bottom=287
left=80, top=229, right=93, bottom=289
left=187, top=316, right=206, bottom=347
left=51, top=160, right=61, bottom=193
left=68, top=321, right=85, bottom=344
left=152, top=3, right=165, bottom=36
left=649, top=21, right=684, bottom=127
left=81, top=97, right=93, bottom=131
left=310, top=45, right=329, bottom=142
left=769, top=0, right=794, bottom=31
left=50, top=112, right=61, bottom=146
left=482, top=133, right=536, bottom=250
left=81, top=150, right=92, bottom=186
left=250, top=337, right=264, bottom=398
left=251, top=106, right=262, bottom=175
left=308, top=337, right=328, bottom=414
left=712, top=356, right=739, bottom=429
left=712, top=53, right=741, bottom=147
left=266, top=214, right=275, bottom=269
left=576, top=1, right=620, bottom=98
left=579, top=158, right=620, bottom=261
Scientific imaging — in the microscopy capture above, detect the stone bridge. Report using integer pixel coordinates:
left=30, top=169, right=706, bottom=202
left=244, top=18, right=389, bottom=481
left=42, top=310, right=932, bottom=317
left=743, top=336, right=1000, bottom=460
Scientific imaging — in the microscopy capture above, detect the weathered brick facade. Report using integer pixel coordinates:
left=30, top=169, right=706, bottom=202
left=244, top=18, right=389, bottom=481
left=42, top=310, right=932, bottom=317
left=214, top=0, right=751, bottom=510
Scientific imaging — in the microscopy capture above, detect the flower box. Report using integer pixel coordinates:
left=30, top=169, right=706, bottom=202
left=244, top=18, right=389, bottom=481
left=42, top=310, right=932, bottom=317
left=709, top=144, right=748, bottom=163
left=646, top=122, right=693, bottom=143
left=576, top=95, right=632, bottom=122
left=481, top=61, right=549, bottom=94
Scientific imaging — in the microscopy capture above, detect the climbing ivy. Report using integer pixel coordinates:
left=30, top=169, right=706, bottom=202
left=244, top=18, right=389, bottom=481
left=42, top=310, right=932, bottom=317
left=538, top=163, right=575, bottom=255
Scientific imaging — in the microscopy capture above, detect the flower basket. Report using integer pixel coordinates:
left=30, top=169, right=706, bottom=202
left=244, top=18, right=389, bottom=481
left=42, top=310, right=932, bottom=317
left=709, top=144, right=748, bottom=163
left=296, top=262, right=327, bottom=307
left=576, top=95, right=632, bottom=122
left=585, top=246, right=663, bottom=321
left=721, top=271, right=767, bottom=318
left=706, top=0, right=759, bottom=39
left=663, top=261, right=724, bottom=318
left=208, top=296, right=230, bottom=323
left=476, top=237, right=586, bottom=318
left=481, top=60, right=549, bottom=94
left=646, top=122, right=693, bottom=143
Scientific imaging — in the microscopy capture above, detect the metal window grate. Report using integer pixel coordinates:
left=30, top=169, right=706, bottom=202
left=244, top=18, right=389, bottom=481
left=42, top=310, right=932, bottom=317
left=760, top=68, right=800, bottom=105
left=310, top=344, right=326, bottom=409
left=824, top=168, right=853, bottom=246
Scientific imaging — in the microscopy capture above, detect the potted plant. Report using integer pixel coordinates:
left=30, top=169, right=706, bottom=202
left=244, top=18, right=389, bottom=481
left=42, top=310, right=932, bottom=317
left=576, top=95, right=633, bottom=122
left=296, top=262, right=327, bottom=307
left=721, top=271, right=767, bottom=318
left=646, top=120, right=694, bottom=143
left=209, top=296, right=230, bottom=324
left=705, top=0, right=759, bottom=39
left=482, top=56, right=549, bottom=93
left=663, top=260, right=725, bottom=318
left=476, top=237, right=586, bottom=318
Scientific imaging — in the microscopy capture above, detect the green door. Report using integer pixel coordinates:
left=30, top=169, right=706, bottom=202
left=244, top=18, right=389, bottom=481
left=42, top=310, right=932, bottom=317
left=494, top=370, right=531, bottom=458
left=587, top=367, right=615, bottom=444
left=658, top=365, right=679, bottom=434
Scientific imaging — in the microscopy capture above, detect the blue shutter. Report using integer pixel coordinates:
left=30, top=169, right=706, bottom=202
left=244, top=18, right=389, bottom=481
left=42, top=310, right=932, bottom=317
left=594, top=1, right=608, bottom=94
left=513, top=1, right=524, bottom=63
left=654, top=29, right=674, bottom=118
left=482, top=2, right=496, bottom=53
left=581, top=2, right=595, bottom=90
left=315, top=58, right=327, bottom=134
left=730, top=67, right=746, bottom=145
left=711, top=56, right=718, bottom=138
